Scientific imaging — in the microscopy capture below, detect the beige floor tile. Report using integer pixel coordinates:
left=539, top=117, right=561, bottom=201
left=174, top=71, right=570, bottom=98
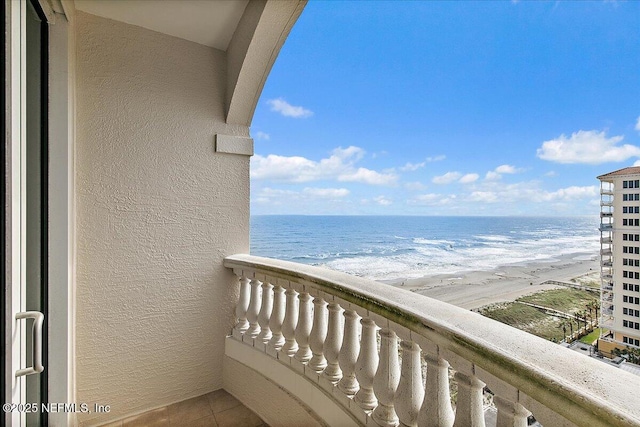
left=171, top=414, right=218, bottom=427
left=214, top=405, right=263, bottom=427
left=207, top=389, right=241, bottom=414
left=168, top=395, right=214, bottom=424
left=122, top=407, right=169, bottom=427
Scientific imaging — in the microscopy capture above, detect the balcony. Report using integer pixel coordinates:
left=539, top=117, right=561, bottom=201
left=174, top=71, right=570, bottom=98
left=223, top=254, right=640, bottom=427
left=599, top=223, right=613, bottom=231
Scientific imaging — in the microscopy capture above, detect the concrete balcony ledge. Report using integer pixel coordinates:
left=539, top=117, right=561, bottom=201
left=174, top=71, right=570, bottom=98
left=224, top=254, right=640, bottom=427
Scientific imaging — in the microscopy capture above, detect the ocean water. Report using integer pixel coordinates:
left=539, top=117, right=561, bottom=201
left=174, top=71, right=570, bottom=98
left=250, top=216, right=600, bottom=281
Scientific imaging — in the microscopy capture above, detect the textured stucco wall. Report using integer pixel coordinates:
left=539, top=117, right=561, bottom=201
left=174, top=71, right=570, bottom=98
left=75, top=11, right=249, bottom=425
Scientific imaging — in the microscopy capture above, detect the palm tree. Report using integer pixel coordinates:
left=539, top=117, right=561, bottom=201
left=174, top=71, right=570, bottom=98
left=586, top=303, right=594, bottom=328
left=590, top=300, right=600, bottom=327
left=574, top=312, right=584, bottom=336
left=567, top=318, right=574, bottom=341
left=559, top=321, right=568, bottom=342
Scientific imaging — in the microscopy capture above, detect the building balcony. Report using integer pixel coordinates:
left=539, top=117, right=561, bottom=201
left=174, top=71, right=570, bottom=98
left=601, top=237, right=613, bottom=244
left=601, top=211, right=613, bottom=218
left=222, top=254, right=640, bottom=427
left=599, top=223, right=614, bottom=231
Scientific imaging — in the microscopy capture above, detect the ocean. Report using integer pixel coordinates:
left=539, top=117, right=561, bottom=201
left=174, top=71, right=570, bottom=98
left=250, top=216, right=601, bottom=281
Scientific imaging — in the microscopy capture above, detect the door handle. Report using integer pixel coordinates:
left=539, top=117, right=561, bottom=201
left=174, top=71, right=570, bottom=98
left=15, top=311, right=45, bottom=377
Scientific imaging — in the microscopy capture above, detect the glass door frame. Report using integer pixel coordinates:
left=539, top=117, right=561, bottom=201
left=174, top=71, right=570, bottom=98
left=3, top=0, right=51, bottom=425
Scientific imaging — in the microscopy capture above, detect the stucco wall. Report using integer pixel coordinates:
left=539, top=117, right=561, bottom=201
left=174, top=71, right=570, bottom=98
left=75, top=11, right=249, bottom=425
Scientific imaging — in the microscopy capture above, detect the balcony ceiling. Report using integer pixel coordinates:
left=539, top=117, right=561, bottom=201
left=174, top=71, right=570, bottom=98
left=73, top=0, right=249, bottom=51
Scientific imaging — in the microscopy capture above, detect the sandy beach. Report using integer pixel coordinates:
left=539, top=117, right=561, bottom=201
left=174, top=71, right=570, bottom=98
left=385, top=253, right=600, bottom=310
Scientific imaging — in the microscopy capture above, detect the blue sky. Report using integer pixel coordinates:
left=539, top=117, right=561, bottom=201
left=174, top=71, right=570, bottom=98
left=249, top=0, right=640, bottom=216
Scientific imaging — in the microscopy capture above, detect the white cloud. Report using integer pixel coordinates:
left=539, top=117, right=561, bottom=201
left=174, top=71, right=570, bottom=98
left=302, top=187, right=350, bottom=198
left=495, top=164, right=519, bottom=174
left=432, top=172, right=462, bottom=184
left=267, top=98, right=313, bottom=118
left=468, top=191, right=499, bottom=203
left=466, top=182, right=598, bottom=204
left=340, top=168, right=397, bottom=185
left=255, top=187, right=350, bottom=204
left=536, top=130, right=640, bottom=164
left=459, top=173, right=479, bottom=184
left=255, top=131, right=270, bottom=140
left=408, top=193, right=457, bottom=206
left=484, top=165, right=523, bottom=181
left=373, top=196, right=392, bottom=206
left=634, top=160, right=640, bottom=167
left=399, top=155, right=446, bottom=172
left=636, top=116, right=640, bottom=132
left=543, top=186, right=598, bottom=201
left=399, top=161, right=426, bottom=172
left=404, top=181, right=427, bottom=191
left=485, top=171, right=502, bottom=181
left=544, top=171, right=557, bottom=177
left=426, top=155, right=446, bottom=162
left=251, top=146, right=397, bottom=186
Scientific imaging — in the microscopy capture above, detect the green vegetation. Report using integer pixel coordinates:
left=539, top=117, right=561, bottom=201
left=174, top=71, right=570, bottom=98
left=518, top=289, right=596, bottom=314
left=580, top=328, right=605, bottom=345
left=479, top=287, right=600, bottom=343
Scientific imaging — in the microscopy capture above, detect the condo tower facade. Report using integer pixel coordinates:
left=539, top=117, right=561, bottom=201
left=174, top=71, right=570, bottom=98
left=598, top=167, right=640, bottom=353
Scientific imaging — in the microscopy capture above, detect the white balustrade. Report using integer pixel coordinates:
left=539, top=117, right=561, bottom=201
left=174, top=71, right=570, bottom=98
left=322, top=302, right=344, bottom=383
left=452, top=371, right=486, bottom=427
left=267, top=285, right=286, bottom=352
left=246, top=278, right=262, bottom=339
left=281, top=288, right=299, bottom=356
left=354, top=318, right=379, bottom=411
left=224, top=255, right=640, bottom=427
left=395, top=340, right=424, bottom=427
left=309, top=297, right=328, bottom=372
left=233, top=276, right=250, bottom=335
left=418, top=353, right=454, bottom=427
left=494, top=396, right=529, bottom=427
left=337, top=309, right=361, bottom=396
left=256, top=281, right=273, bottom=344
left=294, top=292, right=313, bottom=363
left=372, top=329, right=401, bottom=427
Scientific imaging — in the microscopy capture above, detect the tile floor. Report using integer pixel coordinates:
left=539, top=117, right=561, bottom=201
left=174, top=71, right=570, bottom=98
left=100, top=390, right=267, bottom=427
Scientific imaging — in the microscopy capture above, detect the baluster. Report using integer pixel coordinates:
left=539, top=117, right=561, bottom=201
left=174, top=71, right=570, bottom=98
left=355, top=318, right=379, bottom=411
left=452, top=371, right=486, bottom=427
left=322, top=303, right=344, bottom=383
left=267, top=285, right=286, bottom=352
left=417, top=353, right=454, bottom=427
left=280, top=288, right=299, bottom=356
left=309, top=297, right=328, bottom=372
left=372, top=329, right=400, bottom=427
left=256, top=281, right=274, bottom=344
left=395, top=341, right=424, bottom=427
left=337, top=309, right=361, bottom=395
left=494, top=396, right=529, bottom=427
left=233, top=276, right=250, bottom=336
left=294, top=292, right=313, bottom=363
left=246, top=279, right=262, bottom=339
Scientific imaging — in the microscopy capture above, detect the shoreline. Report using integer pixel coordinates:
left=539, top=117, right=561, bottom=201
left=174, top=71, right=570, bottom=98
left=383, top=252, right=600, bottom=310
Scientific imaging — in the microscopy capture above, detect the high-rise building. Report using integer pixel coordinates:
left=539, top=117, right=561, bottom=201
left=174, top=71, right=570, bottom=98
left=598, top=167, right=640, bottom=354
